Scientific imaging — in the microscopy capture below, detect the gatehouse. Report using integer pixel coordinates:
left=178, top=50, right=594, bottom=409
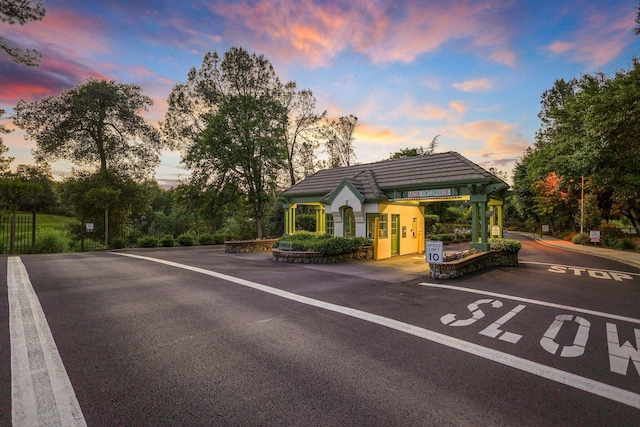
left=280, top=151, right=509, bottom=259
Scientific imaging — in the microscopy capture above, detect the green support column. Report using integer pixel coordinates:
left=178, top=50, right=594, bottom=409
left=471, top=202, right=478, bottom=245
left=480, top=201, right=488, bottom=245
left=470, top=195, right=489, bottom=251
left=488, top=198, right=504, bottom=239
left=315, top=205, right=326, bottom=234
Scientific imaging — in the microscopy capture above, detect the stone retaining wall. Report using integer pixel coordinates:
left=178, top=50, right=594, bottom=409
left=224, top=239, right=278, bottom=253
left=430, top=251, right=519, bottom=279
left=272, top=246, right=374, bottom=263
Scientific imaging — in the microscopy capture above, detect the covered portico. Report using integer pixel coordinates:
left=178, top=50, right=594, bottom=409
left=280, top=152, right=509, bottom=258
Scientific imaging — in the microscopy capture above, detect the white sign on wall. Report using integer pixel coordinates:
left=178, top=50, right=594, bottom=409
left=492, top=225, right=500, bottom=237
left=426, top=241, right=444, bottom=264
left=408, top=189, right=453, bottom=198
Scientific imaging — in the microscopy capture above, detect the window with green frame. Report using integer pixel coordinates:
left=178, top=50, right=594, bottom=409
left=325, top=213, right=334, bottom=236
left=343, top=207, right=356, bottom=237
left=379, top=213, right=388, bottom=238
left=366, top=213, right=388, bottom=239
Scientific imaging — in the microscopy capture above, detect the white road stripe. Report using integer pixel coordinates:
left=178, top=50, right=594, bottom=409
left=8, top=257, right=87, bottom=427
left=418, top=282, right=640, bottom=325
left=520, top=261, right=640, bottom=277
left=114, top=252, right=640, bottom=409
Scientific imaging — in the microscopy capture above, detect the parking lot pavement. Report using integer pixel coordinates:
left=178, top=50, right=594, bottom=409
left=234, top=250, right=430, bottom=284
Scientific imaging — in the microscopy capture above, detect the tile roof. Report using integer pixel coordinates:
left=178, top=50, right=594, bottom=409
left=282, top=151, right=506, bottom=200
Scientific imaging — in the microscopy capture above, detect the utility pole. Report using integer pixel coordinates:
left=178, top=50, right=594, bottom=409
left=580, top=176, right=584, bottom=234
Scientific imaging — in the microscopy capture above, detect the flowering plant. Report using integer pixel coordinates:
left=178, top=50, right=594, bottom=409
left=442, top=248, right=481, bottom=262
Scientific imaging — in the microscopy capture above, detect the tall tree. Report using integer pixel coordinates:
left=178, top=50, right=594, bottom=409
left=171, top=47, right=287, bottom=238
left=325, top=114, right=358, bottom=168
left=0, top=0, right=46, bottom=66
left=13, top=78, right=163, bottom=181
left=515, top=59, right=640, bottom=232
left=281, top=82, right=326, bottom=185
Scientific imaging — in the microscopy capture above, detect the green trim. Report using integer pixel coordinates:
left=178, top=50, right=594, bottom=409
left=325, top=178, right=365, bottom=204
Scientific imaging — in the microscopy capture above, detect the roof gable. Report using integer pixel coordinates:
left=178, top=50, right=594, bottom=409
left=322, top=178, right=365, bottom=204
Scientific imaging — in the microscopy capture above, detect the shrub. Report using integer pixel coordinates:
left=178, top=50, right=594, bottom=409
left=177, top=233, right=195, bottom=246
left=198, top=233, right=216, bottom=245
left=572, top=233, right=590, bottom=245
left=276, top=234, right=371, bottom=255
left=213, top=233, right=228, bottom=244
left=314, top=236, right=372, bottom=255
left=488, top=238, right=521, bottom=252
left=112, top=236, right=127, bottom=249
left=443, top=248, right=480, bottom=262
left=424, top=214, right=439, bottom=234
left=137, top=235, right=158, bottom=248
left=35, top=228, right=68, bottom=254
left=618, top=238, right=636, bottom=251
left=295, top=214, right=316, bottom=232
left=429, top=234, right=455, bottom=242
left=159, top=234, right=175, bottom=247
left=599, top=222, right=624, bottom=240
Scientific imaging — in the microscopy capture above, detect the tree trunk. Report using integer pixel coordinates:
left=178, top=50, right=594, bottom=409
left=288, top=156, right=296, bottom=186
left=256, top=217, right=263, bottom=240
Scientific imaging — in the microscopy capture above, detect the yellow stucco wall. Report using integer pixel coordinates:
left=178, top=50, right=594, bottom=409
left=376, top=203, right=425, bottom=259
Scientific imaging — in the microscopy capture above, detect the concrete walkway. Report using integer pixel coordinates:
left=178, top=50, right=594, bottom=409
left=510, top=231, right=640, bottom=270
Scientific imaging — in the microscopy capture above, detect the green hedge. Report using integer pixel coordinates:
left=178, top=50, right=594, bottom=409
left=276, top=232, right=372, bottom=256
left=198, top=233, right=216, bottom=245
left=159, top=234, right=175, bottom=247
left=488, top=238, right=521, bottom=252
left=177, top=233, right=195, bottom=246
left=138, top=236, right=158, bottom=248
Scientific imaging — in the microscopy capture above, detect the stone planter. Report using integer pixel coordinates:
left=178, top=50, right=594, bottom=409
left=429, top=250, right=519, bottom=279
left=224, top=238, right=278, bottom=253
left=272, top=246, right=374, bottom=264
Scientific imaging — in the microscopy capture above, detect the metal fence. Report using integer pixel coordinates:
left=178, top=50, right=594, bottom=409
left=0, top=214, right=217, bottom=255
left=0, top=214, right=36, bottom=254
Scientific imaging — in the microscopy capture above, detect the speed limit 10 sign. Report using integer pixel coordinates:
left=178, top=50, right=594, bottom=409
left=426, top=241, right=444, bottom=264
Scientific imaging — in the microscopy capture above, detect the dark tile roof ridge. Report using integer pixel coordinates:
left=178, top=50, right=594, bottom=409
left=281, top=151, right=508, bottom=196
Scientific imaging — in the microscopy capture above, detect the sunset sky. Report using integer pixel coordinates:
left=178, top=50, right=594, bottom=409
left=1, top=0, right=639, bottom=187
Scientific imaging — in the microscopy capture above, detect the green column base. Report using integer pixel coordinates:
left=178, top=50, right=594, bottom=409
left=470, top=242, right=489, bottom=251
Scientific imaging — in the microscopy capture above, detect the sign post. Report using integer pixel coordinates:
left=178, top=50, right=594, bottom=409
left=590, top=230, right=600, bottom=244
left=426, top=241, right=444, bottom=264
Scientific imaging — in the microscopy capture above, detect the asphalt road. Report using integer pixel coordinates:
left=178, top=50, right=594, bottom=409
left=1, top=235, right=639, bottom=426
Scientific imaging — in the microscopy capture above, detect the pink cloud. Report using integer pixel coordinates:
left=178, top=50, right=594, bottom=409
left=394, top=98, right=468, bottom=122
left=452, top=78, right=492, bottom=93
left=449, top=120, right=531, bottom=159
left=546, top=5, right=635, bottom=67
left=212, top=0, right=517, bottom=67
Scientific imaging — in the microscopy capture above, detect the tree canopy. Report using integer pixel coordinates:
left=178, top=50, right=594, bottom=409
left=13, top=78, right=163, bottom=181
left=282, top=82, right=326, bottom=185
left=169, top=47, right=288, bottom=238
left=0, top=0, right=46, bottom=66
left=325, top=114, right=358, bottom=168
left=513, top=59, right=640, bottom=232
